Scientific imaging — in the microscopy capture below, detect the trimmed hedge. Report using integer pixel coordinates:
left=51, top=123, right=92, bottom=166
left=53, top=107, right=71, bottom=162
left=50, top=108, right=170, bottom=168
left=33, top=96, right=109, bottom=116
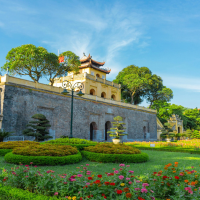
left=4, top=151, right=82, bottom=165
left=0, top=184, right=62, bottom=200
left=44, top=138, right=97, bottom=144
left=127, top=145, right=200, bottom=154
left=82, top=150, right=149, bottom=163
left=0, top=149, right=12, bottom=156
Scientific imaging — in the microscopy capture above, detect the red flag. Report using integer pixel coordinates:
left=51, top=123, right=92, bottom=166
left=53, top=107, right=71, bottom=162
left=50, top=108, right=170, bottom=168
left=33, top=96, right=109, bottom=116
left=59, top=56, right=64, bottom=63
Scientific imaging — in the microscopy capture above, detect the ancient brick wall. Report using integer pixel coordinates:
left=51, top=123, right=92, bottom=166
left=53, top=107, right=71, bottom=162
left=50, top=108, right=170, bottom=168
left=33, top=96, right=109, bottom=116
left=0, top=83, right=157, bottom=141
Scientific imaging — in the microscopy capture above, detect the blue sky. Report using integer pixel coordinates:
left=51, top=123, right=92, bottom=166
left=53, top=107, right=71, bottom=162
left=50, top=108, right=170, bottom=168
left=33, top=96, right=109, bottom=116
left=0, top=0, right=200, bottom=109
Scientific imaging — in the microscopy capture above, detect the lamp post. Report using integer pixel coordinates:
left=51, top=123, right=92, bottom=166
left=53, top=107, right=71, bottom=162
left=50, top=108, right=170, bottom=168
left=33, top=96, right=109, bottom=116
left=61, top=80, right=84, bottom=138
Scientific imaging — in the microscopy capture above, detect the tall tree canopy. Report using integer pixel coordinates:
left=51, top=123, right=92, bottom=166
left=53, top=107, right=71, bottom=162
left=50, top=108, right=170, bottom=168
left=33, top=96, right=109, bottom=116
left=45, top=51, right=81, bottom=86
left=113, top=65, right=173, bottom=105
left=2, top=45, right=81, bottom=85
left=2, top=44, right=53, bottom=82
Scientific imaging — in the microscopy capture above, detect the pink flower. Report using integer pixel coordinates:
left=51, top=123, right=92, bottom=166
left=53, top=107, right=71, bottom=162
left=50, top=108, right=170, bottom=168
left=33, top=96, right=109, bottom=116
left=77, top=174, right=83, bottom=177
left=118, top=175, right=124, bottom=180
left=71, top=178, right=76, bottom=182
left=128, top=181, right=132, bottom=184
left=119, top=168, right=123, bottom=171
left=184, top=187, right=193, bottom=194
left=128, top=170, right=134, bottom=174
left=151, top=197, right=155, bottom=200
left=136, top=180, right=140, bottom=183
left=46, top=170, right=50, bottom=173
left=150, top=190, right=154, bottom=193
left=54, top=192, right=58, bottom=195
left=191, top=166, right=194, bottom=168
left=113, top=168, right=116, bottom=170
left=134, top=188, right=140, bottom=191
left=25, top=176, right=29, bottom=178
left=126, top=178, right=130, bottom=180
left=86, top=172, right=91, bottom=175
left=86, top=164, right=89, bottom=166
left=25, top=165, right=29, bottom=167
left=126, top=165, right=130, bottom=167
left=30, top=162, right=33, bottom=165
left=142, top=183, right=149, bottom=187
left=119, top=164, right=125, bottom=167
left=34, top=166, right=37, bottom=168
left=83, top=167, right=87, bottom=170
left=141, top=188, right=148, bottom=193
left=114, top=170, right=119, bottom=174
left=86, top=182, right=90, bottom=185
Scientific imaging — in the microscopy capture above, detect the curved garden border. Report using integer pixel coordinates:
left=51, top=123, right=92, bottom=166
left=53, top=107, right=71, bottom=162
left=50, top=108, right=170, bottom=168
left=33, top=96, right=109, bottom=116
left=0, top=149, right=12, bottom=156
left=82, top=151, right=149, bottom=163
left=4, top=151, right=82, bottom=165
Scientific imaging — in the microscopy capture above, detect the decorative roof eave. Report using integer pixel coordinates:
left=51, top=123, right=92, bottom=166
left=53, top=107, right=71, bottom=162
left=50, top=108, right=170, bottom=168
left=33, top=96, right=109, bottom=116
left=80, top=54, right=105, bottom=66
left=79, top=63, right=111, bottom=74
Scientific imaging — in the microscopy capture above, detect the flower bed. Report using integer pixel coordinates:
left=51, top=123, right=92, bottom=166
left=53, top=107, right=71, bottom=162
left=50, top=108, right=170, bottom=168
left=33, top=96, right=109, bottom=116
left=82, top=143, right=148, bottom=163
left=4, top=144, right=82, bottom=165
left=1, top=161, right=199, bottom=199
left=0, top=141, right=39, bottom=156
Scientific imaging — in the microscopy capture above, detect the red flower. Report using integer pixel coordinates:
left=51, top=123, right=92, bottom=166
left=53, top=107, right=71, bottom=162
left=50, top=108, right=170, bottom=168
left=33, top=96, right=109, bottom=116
left=104, top=182, right=110, bottom=185
left=110, top=173, right=114, bottom=176
left=138, top=197, right=145, bottom=200
left=98, top=175, right=102, bottom=178
left=162, top=175, right=168, bottom=180
left=175, top=176, right=179, bottom=180
left=102, top=194, right=105, bottom=196
left=110, top=182, right=115, bottom=186
left=104, top=196, right=107, bottom=199
left=116, top=190, right=123, bottom=194
left=80, top=198, right=83, bottom=200
left=94, top=180, right=101, bottom=184
left=88, top=177, right=93, bottom=180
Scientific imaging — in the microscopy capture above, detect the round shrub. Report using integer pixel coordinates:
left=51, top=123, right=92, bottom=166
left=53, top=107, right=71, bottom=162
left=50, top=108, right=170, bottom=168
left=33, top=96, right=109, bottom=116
left=0, top=141, right=39, bottom=156
left=82, top=151, right=148, bottom=163
left=82, top=143, right=148, bottom=163
left=12, top=144, right=78, bottom=156
left=0, top=141, right=39, bottom=149
left=84, top=143, right=141, bottom=154
left=44, top=138, right=97, bottom=144
left=4, top=151, right=82, bottom=165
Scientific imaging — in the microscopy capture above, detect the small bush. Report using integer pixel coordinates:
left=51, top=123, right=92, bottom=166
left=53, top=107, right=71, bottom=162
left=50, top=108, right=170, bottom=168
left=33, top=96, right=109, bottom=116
left=82, top=151, right=148, bottom=163
left=84, top=143, right=141, bottom=154
left=4, top=151, right=82, bottom=165
left=13, top=144, right=78, bottom=156
left=0, top=149, right=12, bottom=156
left=45, top=138, right=97, bottom=144
left=0, top=141, right=39, bottom=149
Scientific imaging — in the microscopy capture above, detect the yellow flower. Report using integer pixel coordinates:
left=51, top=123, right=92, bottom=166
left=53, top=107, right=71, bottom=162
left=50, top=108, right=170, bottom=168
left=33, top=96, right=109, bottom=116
left=72, top=197, right=76, bottom=200
left=92, top=175, right=94, bottom=177
left=68, top=197, right=72, bottom=200
left=120, top=183, right=125, bottom=186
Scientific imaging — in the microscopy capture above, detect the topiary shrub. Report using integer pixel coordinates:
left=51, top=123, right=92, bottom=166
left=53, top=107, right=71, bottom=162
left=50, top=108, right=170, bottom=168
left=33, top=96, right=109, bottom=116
left=44, top=138, right=97, bottom=144
left=4, top=151, right=82, bottom=166
left=0, top=141, right=39, bottom=156
left=82, top=143, right=148, bottom=163
left=23, top=114, right=52, bottom=142
left=0, top=129, right=12, bottom=142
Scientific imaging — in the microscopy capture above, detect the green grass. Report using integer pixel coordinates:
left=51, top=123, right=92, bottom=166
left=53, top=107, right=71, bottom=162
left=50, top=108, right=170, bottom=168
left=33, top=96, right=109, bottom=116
left=1, top=150, right=200, bottom=178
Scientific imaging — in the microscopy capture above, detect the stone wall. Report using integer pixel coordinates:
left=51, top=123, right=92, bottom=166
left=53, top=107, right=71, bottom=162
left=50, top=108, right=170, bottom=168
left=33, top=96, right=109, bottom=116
left=0, top=82, right=157, bottom=141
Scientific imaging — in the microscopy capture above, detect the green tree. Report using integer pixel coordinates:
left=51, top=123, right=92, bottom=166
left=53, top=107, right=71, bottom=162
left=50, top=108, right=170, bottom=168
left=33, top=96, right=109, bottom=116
left=2, top=44, right=54, bottom=82
left=145, top=74, right=173, bottom=108
left=107, top=116, right=127, bottom=139
left=160, top=123, right=175, bottom=139
left=114, top=65, right=152, bottom=104
left=0, top=129, right=12, bottom=142
left=23, top=114, right=52, bottom=142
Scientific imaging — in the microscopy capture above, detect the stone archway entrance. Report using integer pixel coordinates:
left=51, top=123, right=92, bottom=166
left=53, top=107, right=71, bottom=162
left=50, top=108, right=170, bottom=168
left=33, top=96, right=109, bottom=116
left=178, top=127, right=180, bottom=133
left=143, top=126, right=146, bottom=140
left=105, top=121, right=111, bottom=141
left=90, top=122, right=97, bottom=141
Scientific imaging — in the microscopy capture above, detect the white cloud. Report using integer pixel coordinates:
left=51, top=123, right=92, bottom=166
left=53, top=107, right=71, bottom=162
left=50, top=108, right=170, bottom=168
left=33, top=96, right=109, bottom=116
left=161, top=75, right=200, bottom=92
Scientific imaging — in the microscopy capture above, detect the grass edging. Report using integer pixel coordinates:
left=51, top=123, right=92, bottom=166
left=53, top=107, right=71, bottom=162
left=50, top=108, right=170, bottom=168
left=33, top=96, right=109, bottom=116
left=0, top=149, right=12, bottom=156
left=82, top=151, right=149, bottom=163
left=0, top=184, right=62, bottom=200
left=128, top=146, right=200, bottom=154
left=4, top=151, right=82, bottom=166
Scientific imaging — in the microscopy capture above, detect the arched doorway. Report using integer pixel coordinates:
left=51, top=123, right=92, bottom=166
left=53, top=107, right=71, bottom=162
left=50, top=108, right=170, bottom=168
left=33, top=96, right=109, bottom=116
left=143, top=126, right=146, bottom=140
left=178, top=127, right=180, bottom=133
left=111, top=94, right=116, bottom=100
left=96, top=74, right=100, bottom=78
left=90, top=89, right=95, bottom=95
left=105, top=121, right=111, bottom=141
left=101, top=92, right=106, bottom=98
left=90, top=122, right=97, bottom=141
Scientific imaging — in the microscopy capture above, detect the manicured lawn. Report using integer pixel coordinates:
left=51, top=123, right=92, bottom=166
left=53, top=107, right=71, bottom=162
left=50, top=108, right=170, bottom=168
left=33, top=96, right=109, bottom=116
left=1, top=150, right=200, bottom=178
